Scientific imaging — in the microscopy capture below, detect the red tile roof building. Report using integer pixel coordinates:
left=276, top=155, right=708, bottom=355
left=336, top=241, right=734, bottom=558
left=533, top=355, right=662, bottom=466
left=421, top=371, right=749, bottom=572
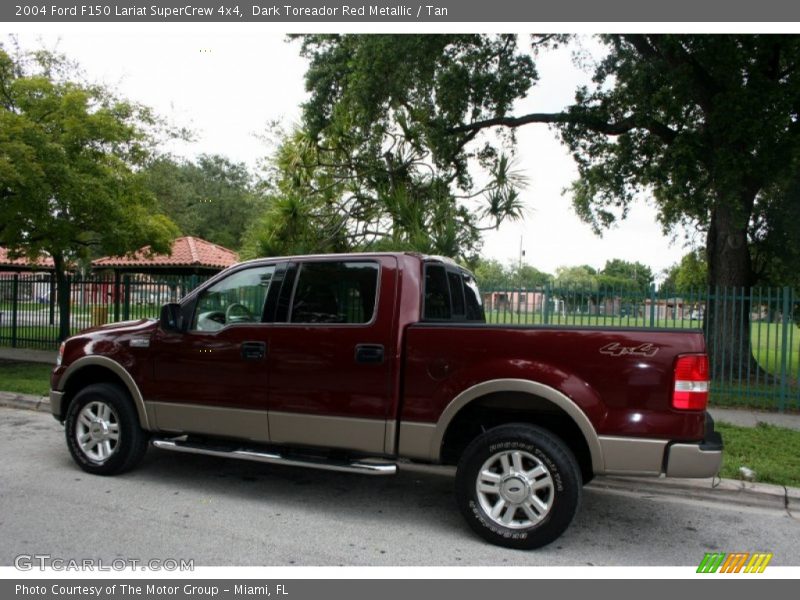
left=92, top=236, right=239, bottom=274
left=0, top=247, right=56, bottom=271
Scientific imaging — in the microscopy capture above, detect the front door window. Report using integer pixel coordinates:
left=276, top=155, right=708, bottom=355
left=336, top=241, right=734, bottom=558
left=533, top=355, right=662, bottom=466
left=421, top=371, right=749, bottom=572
left=192, top=266, right=275, bottom=331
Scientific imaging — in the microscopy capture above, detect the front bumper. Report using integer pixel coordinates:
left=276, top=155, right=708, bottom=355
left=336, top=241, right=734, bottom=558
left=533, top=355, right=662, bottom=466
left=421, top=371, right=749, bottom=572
left=664, top=414, right=723, bottom=478
left=49, top=390, right=64, bottom=421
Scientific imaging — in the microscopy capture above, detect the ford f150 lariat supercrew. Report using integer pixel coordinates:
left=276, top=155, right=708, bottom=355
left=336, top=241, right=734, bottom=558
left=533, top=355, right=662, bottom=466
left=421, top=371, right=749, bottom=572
left=50, top=252, right=722, bottom=549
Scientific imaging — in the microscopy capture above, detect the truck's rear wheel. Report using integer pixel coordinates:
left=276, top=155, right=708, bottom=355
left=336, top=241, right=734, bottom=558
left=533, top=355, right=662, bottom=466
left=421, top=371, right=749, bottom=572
left=65, top=383, right=148, bottom=475
left=455, top=423, right=582, bottom=549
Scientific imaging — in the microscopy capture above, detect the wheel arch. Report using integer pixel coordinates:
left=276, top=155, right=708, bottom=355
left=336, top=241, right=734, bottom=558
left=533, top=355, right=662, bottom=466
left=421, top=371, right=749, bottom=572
left=57, top=356, right=151, bottom=430
left=434, top=379, right=604, bottom=475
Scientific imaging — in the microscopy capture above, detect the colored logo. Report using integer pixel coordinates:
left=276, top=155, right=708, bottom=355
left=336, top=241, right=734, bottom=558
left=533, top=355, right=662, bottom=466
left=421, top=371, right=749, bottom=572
left=697, top=552, right=773, bottom=573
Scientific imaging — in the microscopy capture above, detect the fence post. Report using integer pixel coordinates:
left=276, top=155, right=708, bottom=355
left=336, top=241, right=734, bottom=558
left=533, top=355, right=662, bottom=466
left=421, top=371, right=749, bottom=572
left=649, top=283, right=657, bottom=328
left=543, top=282, right=550, bottom=325
left=49, top=275, right=56, bottom=325
left=11, top=274, right=19, bottom=348
left=113, top=271, right=121, bottom=322
left=123, top=275, right=131, bottom=321
left=59, top=273, right=72, bottom=342
left=779, top=286, right=791, bottom=412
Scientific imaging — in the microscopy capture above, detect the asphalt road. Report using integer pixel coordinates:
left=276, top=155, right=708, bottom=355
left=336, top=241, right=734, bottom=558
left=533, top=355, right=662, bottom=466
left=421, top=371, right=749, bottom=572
left=1, top=407, right=798, bottom=567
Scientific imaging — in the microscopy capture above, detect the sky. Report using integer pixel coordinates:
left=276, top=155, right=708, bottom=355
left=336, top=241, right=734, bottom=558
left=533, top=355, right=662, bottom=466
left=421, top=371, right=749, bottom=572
left=4, top=28, right=694, bottom=280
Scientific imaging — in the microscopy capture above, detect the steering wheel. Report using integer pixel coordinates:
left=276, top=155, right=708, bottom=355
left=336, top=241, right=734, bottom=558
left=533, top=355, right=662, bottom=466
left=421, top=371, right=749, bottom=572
left=225, top=302, right=253, bottom=324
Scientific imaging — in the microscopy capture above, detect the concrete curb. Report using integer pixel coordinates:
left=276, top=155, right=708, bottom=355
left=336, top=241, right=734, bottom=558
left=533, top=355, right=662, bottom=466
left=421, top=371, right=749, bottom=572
left=590, top=475, right=800, bottom=513
left=0, top=391, right=50, bottom=412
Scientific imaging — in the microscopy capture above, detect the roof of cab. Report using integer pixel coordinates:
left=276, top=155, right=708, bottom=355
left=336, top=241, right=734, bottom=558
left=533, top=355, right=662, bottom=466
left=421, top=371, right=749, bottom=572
left=234, top=251, right=461, bottom=268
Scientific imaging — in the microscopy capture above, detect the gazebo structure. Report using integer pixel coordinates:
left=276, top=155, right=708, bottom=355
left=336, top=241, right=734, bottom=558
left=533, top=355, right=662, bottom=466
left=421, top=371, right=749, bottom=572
left=90, top=236, right=239, bottom=322
left=91, top=236, right=238, bottom=276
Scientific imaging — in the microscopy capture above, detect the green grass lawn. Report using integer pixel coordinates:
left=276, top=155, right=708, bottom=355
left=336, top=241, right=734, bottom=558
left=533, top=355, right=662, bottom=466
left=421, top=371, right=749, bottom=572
left=0, top=360, right=53, bottom=396
left=716, top=422, right=800, bottom=488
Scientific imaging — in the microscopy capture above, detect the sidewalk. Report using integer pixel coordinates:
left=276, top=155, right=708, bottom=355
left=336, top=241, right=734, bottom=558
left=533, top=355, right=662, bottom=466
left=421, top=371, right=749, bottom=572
left=710, top=407, right=800, bottom=432
left=0, top=347, right=57, bottom=364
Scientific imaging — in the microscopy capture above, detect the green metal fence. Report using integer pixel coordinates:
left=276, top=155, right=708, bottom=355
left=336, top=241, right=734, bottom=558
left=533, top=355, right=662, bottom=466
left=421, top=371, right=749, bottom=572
left=483, top=283, right=799, bottom=411
left=0, top=272, right=798, bottom=411
left=0, top=273, right=211, bottom=351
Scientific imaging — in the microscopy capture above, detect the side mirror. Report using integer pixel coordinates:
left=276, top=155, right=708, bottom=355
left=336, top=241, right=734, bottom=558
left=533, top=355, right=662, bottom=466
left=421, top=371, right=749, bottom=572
left=160, top=303, right=183, bottom=332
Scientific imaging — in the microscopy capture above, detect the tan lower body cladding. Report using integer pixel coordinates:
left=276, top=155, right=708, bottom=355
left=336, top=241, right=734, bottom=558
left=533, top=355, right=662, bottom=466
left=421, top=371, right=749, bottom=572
left=397, top=421, right=674, bottom=476
left=149, top=402, right=271, bottom=443
left=148, top=403, right=388, bottom=455
left=147, top=403, right=680, bottom=476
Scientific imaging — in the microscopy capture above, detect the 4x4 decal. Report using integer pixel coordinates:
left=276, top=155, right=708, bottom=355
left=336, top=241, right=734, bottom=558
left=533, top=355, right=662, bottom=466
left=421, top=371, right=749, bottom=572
left=599, top=342, right=659, bottom=357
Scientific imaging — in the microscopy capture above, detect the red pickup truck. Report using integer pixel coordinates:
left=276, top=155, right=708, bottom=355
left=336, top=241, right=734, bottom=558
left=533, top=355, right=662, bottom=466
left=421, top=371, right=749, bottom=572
left=50, top=252, right=722, bottom=549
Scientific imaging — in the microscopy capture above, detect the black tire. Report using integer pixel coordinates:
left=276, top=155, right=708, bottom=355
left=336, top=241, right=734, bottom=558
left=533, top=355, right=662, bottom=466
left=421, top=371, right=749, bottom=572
left=65, top=383, right=148, bottom=475
left=455, top=423, right=582, bottom=550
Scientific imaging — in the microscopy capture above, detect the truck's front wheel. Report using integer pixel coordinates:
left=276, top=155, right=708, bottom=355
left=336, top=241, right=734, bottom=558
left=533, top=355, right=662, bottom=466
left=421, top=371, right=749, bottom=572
left=455, top=424, right=581, bottom=549
left=65, top=383, right=148, bottom=475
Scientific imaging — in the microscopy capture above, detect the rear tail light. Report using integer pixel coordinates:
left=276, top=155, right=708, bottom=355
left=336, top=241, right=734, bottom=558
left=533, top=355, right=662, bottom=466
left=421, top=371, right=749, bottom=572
left=672, top=354, right=709, bottom=410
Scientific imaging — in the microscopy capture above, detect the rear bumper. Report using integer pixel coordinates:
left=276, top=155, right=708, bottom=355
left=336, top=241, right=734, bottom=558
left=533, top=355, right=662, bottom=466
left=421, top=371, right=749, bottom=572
left=664, top=414, right=723, bottom=478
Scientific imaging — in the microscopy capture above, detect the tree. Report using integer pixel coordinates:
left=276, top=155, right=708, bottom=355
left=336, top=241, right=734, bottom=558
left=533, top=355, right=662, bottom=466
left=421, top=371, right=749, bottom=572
left=0, top=45, right=179, bottom=340
left=471, top=258, right=508, bottom=290
left=241, top=129, right=352, bottom=259
left=141, top=154, right=266, bottom=251
left=597, top=258, right=653, bottom=293
left=293, top=36, right=530, bottom=261
left=662, top=250, right=708, bottom=292
left=470, top=259, right=551, bottom=290
left=297, top=34, right=800, bottom=378
left=243, top=127, right=524, bottom=261
left=749, top=175, right=800, bottom=288
left=554, top=265, right=597, bottom=289
left=554, top=265, right=597, bottom=313
left=512, top=263, right=551, bottom=289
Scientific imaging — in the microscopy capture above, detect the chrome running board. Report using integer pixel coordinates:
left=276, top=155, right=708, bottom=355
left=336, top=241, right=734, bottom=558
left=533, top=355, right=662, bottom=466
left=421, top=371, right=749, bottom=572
left=151, top=438, right=397, bottom=476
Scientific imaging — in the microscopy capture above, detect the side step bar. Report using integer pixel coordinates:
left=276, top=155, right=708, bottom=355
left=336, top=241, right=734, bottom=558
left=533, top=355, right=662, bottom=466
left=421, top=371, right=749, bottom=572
left=151, top=438, right=397, bottom=476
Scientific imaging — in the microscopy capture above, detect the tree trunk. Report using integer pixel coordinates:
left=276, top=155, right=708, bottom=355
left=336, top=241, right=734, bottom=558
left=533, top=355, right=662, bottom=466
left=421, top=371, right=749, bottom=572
left=52, top=254, right=71, bottom=342
left=704, top=200, right=761, bottom=382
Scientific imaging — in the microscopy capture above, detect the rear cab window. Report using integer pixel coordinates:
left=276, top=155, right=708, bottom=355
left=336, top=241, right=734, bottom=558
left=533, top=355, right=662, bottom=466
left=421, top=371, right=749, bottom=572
left=423, top=262, right=485, bottom=323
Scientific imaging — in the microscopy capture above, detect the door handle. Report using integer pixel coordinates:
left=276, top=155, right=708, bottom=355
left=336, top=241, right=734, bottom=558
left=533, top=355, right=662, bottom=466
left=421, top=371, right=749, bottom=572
left=241, top=341, right=267, bottom=360
left=355, top=344, right=384, bottom=364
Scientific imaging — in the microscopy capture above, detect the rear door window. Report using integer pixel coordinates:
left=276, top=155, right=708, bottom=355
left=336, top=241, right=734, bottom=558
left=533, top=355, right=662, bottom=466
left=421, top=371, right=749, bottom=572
left=289, top=261, right=379, bottom=324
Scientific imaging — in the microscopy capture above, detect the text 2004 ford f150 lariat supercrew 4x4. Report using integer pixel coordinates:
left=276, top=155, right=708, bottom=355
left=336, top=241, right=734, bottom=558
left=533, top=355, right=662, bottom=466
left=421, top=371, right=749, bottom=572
left=50, top=253, right=723, bottom=549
